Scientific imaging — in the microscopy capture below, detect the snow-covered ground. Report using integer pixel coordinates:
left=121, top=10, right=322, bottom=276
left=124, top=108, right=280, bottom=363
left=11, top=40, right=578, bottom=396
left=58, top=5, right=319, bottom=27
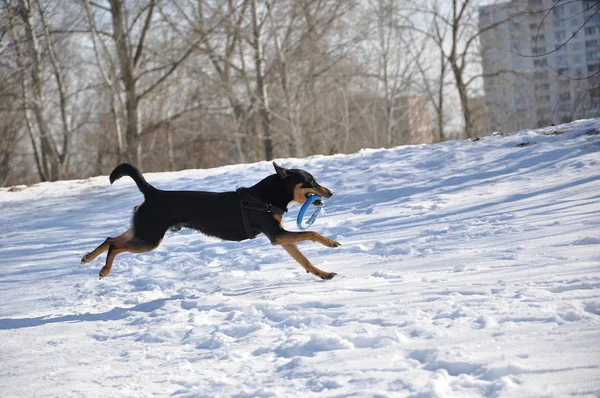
left=1, top=119, right=599, bottom=397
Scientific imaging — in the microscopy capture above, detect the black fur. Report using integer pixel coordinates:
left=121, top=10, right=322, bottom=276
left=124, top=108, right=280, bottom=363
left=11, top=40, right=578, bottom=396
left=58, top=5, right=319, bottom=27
left=109, top=163, right=326, bottom=245
left=83, top=162, right=338, bottom=280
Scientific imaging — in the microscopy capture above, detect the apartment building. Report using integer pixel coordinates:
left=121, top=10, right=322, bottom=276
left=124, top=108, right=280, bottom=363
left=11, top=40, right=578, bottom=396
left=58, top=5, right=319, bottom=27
left=479, top=0, right=600, bottom=133
left=396, top=96, right=435, bottom=144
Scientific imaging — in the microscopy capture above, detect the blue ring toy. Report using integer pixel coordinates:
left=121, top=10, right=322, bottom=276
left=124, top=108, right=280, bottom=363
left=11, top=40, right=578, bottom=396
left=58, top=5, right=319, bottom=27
left=297, top=194, right=324, bottom=230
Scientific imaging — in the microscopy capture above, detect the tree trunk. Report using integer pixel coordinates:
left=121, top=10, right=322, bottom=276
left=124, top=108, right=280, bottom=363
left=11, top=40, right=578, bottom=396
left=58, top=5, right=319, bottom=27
left=109, top=0, right=142, bottom=165
left=437, top=47, right=445, bottom=142
left=37, top=0, right=70, bottom=176
left=84, top=0, right=126, bottom=163
left=449, top=0, right=472, bottom=139
left=266, top=0, right=303, bottom=158
left=18, top=0, right=61, bottom=180
left=251, top=0, right=273, bottom=160
left=453, top=64, right=472, bottom=139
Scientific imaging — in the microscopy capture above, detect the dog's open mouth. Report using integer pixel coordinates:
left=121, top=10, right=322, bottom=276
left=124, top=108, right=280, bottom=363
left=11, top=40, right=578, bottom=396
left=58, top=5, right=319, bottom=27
left=306, top=193, right=323, bottom=206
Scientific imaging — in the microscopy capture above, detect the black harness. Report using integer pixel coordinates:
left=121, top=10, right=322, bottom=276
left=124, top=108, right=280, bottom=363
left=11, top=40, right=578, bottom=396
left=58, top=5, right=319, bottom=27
left=237, top=188, right=286, bottom=239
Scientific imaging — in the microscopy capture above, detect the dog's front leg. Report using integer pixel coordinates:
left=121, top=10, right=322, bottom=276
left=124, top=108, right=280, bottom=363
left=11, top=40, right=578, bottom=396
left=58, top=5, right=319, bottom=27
left=273, top=230, right=340, bottom=248
left=281, top=243, right=336, bottom=280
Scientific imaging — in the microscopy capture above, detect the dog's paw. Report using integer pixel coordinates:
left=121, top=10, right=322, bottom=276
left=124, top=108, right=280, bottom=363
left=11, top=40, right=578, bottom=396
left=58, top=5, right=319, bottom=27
left=324, top=238, right=340, bottom=248
left=81, top=253, right=90, bottom=264
left=320, top=272, right=337, bottom=280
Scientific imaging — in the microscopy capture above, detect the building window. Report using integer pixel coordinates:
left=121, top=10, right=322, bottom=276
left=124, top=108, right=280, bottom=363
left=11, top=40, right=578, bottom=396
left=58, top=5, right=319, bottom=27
left=553, top=7, right=565, bottom=17
left=574, top=54, right=582, bottom=64
left=532, top=34, right=545, bottom=42
left=586, top=40, right=598, bottom=48
left=571, top=42, right=582, bottom=51
left=559, top=80, right=570, bottom=90
left=587, top=51, right=599, bottom=62
left=588, top=64, right=600, bottom=74
left=557, top=68, right=569, bottom=75
left=585, top=27, right=597, bottom=36
left=555, top=31, right=567, bottom=41
left=557, top=55, right=569, bottom=66
left=554, top=19, right=566, bottom=28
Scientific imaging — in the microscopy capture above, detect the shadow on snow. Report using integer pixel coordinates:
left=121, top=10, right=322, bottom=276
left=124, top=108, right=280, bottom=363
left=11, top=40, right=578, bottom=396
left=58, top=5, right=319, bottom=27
left=0, top=295, right=184, bottom=330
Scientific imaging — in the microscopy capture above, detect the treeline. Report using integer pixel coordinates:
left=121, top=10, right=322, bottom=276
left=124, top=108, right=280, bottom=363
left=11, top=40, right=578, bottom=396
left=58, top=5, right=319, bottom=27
left=0, top=0, right=492, bottom=186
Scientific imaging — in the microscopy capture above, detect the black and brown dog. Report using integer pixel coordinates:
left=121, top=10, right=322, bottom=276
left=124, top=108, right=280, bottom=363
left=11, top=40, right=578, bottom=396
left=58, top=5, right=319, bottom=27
left=81, top=162, right=340, bottom=280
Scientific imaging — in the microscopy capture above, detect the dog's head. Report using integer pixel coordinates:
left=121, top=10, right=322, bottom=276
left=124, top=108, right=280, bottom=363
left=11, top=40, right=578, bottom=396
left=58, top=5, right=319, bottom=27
left=273, top=162, right=333, bottom=205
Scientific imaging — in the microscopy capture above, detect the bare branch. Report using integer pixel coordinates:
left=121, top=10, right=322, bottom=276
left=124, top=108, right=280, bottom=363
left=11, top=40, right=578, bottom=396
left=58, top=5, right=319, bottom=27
left=133, top=0, right=155, bottom=68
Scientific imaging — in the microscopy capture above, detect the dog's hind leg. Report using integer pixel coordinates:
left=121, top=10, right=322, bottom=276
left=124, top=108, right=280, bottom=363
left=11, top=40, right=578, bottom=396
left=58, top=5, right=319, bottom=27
left=98, top=237, right=160, bottom=279
left=281, top=243, right=336, bottom=280
left=81, top=228, right=133, bottom=264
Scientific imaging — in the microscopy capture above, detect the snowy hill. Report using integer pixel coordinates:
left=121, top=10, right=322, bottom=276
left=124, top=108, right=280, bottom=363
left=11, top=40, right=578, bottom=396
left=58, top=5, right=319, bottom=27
left=1, top=119, right=599, bottom=397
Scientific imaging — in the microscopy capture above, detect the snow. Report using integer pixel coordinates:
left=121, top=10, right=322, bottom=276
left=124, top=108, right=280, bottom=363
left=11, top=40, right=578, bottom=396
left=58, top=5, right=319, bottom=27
left=1, top=119, right=599, bottom=397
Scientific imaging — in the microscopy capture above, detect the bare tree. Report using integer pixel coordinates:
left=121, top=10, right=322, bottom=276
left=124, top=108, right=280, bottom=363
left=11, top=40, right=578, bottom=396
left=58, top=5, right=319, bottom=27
left=405, top=5, right=450, bottom=142
left=251, top=0, right=275, bottom=160
left=405, top=0, right=513, bottom=138
left=265, top=0, right=306, bottom=157
left=159, top=0, right=255, bottom=163
left=84, top=0, right=126, bottom=163
left=86, top=0, right=200, bottom=167
left=371, top=0, right=425, bottom=146
left=0, top=71, right=25, bottom=185
left=4, top=0, right=75, bottom=181
left=261, top=0, right=357, bottom=156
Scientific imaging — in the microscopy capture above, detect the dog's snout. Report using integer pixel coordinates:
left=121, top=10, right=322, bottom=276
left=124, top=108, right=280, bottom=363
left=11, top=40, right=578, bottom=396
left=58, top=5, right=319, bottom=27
left=320, top=188, right=333, bottom=198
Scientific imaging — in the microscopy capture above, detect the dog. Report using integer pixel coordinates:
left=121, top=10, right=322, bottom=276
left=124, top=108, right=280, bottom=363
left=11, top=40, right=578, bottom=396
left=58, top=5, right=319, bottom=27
left=81, top=162, right=340, bottom=280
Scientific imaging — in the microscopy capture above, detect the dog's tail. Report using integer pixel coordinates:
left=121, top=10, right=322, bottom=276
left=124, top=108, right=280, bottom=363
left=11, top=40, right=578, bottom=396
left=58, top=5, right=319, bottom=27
left=109, top=163, right=157, bottom=196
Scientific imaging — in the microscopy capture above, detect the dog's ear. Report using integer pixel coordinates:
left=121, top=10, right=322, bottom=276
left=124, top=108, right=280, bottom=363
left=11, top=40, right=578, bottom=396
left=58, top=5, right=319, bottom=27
left=273, top=162, right=288, bottom=179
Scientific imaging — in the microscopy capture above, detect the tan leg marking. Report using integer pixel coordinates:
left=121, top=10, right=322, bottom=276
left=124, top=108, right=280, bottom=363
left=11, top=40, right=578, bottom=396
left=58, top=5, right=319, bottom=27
left=281, top=243, right=336, bottom=280
left=81, top=228, right=133, bottom=264
left=273, top=230, right=340, bottom=248
left=98, top=238, right=159, bottom=279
